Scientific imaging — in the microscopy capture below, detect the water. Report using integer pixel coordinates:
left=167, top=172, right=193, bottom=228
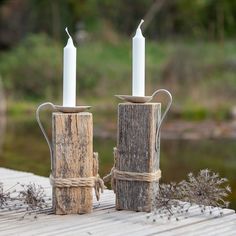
left=0, top=115, right=235, bottom=210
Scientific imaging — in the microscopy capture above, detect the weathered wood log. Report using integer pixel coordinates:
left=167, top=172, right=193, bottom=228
left=116, top=103, right=161, bottom=212
left=52, top=112, right=93, bottom=214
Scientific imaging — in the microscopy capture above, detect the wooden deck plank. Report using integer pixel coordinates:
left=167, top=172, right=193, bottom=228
left=13, top=205, right=217, bottom=236
left=0, top=168, right=235, bottom=236
left=155, top=214, right=236, bottom=236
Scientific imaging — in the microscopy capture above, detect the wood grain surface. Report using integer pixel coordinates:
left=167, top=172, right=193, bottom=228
left=116, top=103, right=161, bottom=212
left=52, top=112, right=93, bottom=214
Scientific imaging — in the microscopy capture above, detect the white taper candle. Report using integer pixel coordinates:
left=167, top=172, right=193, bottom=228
left=63, top=27, right=77, bottom=107
left=132, top=19, right=145, bottom=96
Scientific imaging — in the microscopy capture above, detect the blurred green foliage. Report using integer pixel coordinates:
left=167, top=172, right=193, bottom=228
left=0, top=34, right=62, bottom=100
left=99, top=0, right=236, bottom=39
left=30, top=0, right=236, bottom=40
left=1, top=0, right=236, bottom=46
left=1, top=33, right=236, bottom=117
left=0, top=0, right=236, bottom=119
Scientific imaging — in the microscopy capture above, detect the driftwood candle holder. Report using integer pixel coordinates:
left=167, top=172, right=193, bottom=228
left=36, top=103, right=104, bottom=215
left=105, top=89, right=172, bottom=212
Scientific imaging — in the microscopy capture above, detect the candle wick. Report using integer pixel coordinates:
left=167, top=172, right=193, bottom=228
left=137, top=19, right=144, bottom=30
left=65, top=27, right=72, bottom=39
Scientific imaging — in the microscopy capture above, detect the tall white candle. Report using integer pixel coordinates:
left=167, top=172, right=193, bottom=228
left=63, top=27, right=77, bottom=107
left=132, top=19, right=145, bottom=96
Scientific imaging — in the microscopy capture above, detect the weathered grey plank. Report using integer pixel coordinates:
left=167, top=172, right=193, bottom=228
left=161, top=214, right=236, bottom=236
left=0, top=168, right=34, bottom=180
left=116, top=103, right=161, bottom=212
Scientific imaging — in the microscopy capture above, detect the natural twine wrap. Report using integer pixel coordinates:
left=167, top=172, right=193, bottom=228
left=103, top=148, right=161, bottom=193
left=113, top=168, right=161, bottom=182
left=50, top=174, right=105, bottom=201
left=49, top=153, right=105, bottom=201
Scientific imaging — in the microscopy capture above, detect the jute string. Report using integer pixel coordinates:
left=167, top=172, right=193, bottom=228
left=103, top=148, right=161, bottom=193
left=50, top=174, right=105, bottom=201
left=113, top=168, right=161, bottom=182
left=49, top=153, right=105, bottom=201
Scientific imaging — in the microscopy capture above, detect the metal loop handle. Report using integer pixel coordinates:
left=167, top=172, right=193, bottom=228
left=150, top=89, right=172, bottom=151
left=36, top=102, right=55, bottom=170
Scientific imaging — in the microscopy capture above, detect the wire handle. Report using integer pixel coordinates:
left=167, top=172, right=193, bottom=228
left=150, top=89, right=172, bottom=151
left=36, top=102, right=55, bottom=170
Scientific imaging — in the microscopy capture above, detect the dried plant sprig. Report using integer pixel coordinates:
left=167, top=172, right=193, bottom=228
left=154, top=182, right=183, bottom=215
left=18, top=183, right=48, bottom=219
left=181, top=169, right=231, bottom=209
left=151, top=169, right=231, bottom=221
left=0, top=181, right=48, bottom=219
left=0, top=182, right=9, bottom=208
left=0, top=182, right=19, bottom=209
left=152, top=181, right=190, bottom=221
left=18, top=183, right=48, bottom=210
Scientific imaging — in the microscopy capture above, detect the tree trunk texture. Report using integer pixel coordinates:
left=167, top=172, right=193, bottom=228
left=116, top=103, right=161, bottom=212
left=52, top=112, right=93, bottom=214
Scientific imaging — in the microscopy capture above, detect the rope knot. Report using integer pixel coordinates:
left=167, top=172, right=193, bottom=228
left=49, top=174, right=105, bottom=201
left=94, top=174, right=105, bottom=201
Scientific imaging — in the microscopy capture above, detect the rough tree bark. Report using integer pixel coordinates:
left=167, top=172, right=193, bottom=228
left=115, top=103, right=161, bottom=212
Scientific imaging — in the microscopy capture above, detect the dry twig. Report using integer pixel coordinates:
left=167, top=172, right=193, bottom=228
left=151, top=169, right=231, bottom=221
left=0, top=182, right=48, bottom=219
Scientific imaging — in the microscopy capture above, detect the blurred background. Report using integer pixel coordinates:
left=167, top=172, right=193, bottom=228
left=0, top=0, right=236, bottom=209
